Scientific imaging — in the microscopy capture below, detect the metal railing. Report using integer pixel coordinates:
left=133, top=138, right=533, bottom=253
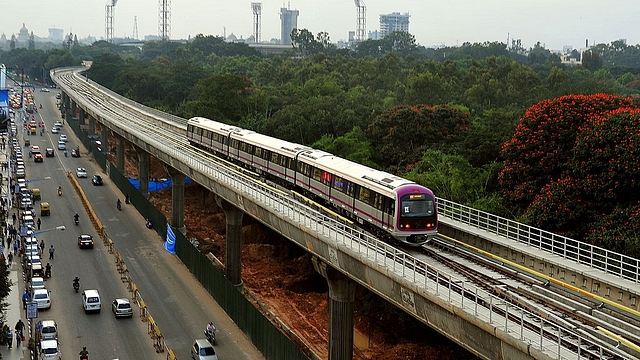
left=53, top=67, right=625, bottom=359
left=437, top=198, right=640, bottom=284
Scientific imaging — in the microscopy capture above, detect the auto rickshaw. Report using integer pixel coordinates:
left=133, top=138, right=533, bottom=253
left=32, top=188, right=41, bottom=200
left=24, top=138, right=31, bottom=147
left=40, top=202, right=50, bottom=216
left=30, top=126, right=36, bottom=135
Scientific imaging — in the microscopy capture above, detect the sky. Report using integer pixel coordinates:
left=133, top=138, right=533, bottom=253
left=2, top=0, right=640, bottom=50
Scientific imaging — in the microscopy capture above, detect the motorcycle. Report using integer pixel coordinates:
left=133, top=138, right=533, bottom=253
left=117, top=200, right=122, bottom=211
left=204, top=328, right=216, bottom=345
left=73, top=280, right=80, bottom=293
left=45, top=267, right=51, bottom=279
left=58, top=187, right=63, bottom=196
left=74, top=218, right=79, bottom=226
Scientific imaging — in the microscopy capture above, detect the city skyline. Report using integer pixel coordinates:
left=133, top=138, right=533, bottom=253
left=1, top=0, right=639, bottom=50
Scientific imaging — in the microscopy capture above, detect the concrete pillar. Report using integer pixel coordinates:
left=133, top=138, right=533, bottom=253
left=313, top=257, right=356, bottom=360
left=137, top=147, right=150, bottom=198
left=115, top=134, right=125, bottom=172
left=101, top=126, right=108, bottom=147
left=88, top=116, right=95, bottom=136
left=164, top=166, right=186, bottom=232
left=78, top=108, right=85, bottom=125
left=71, top=101, right=76, bottom=118
left=215, top=196, right=244, bottom=288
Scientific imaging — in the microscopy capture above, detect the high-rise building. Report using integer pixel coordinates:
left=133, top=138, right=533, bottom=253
left=280, top=7, right=299, bottom=45
left=379, top=12, right=410, bottom=38
left=48, top=28, right=64, bottom=42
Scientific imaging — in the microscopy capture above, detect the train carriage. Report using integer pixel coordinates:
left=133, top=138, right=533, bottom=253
left=187, top=117, right=437, bottom=246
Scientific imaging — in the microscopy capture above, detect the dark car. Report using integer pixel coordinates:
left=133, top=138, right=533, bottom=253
left=91, top=175, right=103, bottom=186
left=71, top=149, right=80, bottom=157
left=78, top=234, right=94, bottom=248
left=45, top=148, right=54, bottom=157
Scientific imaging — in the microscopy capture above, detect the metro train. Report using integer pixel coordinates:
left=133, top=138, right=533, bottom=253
left=186, top=117, right=438, bottom=246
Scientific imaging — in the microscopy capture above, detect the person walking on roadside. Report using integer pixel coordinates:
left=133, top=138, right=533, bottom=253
left=36, top=218, right=41, bottom=230
left=49, top=244, right=55, bottom=259
left=15, top=319, right=24, bottom=335
left=6, top=328, right=12, bottom=348
left=40, top=239, right=45, bottom=254
left=21, top=291, right=30, bottom=309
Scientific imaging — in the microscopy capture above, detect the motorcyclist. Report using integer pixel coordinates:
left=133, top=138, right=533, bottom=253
left=58, top=186, right=63, bottom=196
left=73, top=276, right=80, bottom=291
left=117, top=199, right=122, bottom=210
left=79, top=346, right=89, bottom=359
left=74, top=213, right=79, bottom=224
left=45, top=263, right=52, bottom=277
left=206, top=322, right=216, bottom=333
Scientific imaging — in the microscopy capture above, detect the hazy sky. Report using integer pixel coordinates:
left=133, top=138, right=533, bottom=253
left=2, top=0, right=639, bottom=50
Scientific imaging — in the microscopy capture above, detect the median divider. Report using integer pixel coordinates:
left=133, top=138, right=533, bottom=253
left=69, top=171, right=174, bottom=357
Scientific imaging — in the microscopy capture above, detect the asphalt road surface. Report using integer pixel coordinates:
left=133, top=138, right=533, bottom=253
left=17, top=89, right=265, bottom=360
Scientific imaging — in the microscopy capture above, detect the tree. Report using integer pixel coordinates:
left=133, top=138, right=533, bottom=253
left=184, top=74, right=254, bottom=122
left=582, top=49, right=604, bottom=71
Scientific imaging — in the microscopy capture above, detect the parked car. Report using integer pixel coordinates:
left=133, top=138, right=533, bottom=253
left=112, top=298, right=133, bottom=318
left=76, top=168, right=87, bottom=178
left=54, top=121, right=63, bottom=127
left=91, top=175, right=103, bottom=185
left=39, top=339, right=60, bottom=359
left=29, top=277, right=46, bottom=292
left=51, top=127, right=59, bottom=134
left=32, top=289, right=51, bottom=309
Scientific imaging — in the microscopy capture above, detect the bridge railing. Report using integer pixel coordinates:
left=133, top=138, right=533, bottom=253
left=437, top=198, right=640, bottom=284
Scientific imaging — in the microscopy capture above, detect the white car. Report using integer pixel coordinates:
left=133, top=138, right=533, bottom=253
left=57, top=141, right=66, bottom=150
left=76, top=168, right=87, bottom=178
left=32, top=288, right=51, bottom=309
left=54, top=121, right=63, bottom=127
left=30, top=277, right=46, bottom=292
left=59, top=134, right=67, bottom=142
left=51, top=127, right=59, bottom=134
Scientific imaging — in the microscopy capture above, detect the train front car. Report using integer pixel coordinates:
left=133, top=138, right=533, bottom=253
left=393, top=185, right=438, bottom=246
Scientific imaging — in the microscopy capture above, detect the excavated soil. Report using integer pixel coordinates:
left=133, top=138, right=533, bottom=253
left=113, top=141, right=475, bottom=360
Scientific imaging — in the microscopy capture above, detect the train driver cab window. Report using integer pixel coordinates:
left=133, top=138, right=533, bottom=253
left=400, top=194, right=434, bottom=217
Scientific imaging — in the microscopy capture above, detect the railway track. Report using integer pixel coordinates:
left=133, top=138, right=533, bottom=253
left=409, top=237, right=640, bottom=359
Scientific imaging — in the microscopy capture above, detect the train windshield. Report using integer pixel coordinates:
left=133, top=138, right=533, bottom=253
left=400, top=194, right=435, bottom=218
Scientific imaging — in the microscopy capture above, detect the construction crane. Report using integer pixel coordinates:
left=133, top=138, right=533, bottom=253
left=354, top=0, right=366, bottom=43
left=105, top=0, right=118, bottom=43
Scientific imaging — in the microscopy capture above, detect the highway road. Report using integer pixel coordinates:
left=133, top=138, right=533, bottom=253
left=16, top=89, right=265, bottom=360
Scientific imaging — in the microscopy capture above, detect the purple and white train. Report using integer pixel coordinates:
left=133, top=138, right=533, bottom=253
left=187, top=117, right=437, bottom=246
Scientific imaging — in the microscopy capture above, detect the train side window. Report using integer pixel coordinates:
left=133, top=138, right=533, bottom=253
left=262, top=149, right=271, bottom=161
left=271, top=152, right=279, bottom=164
left=333, top=176, right=345, bottom=192
left=298, top=162, right=310, bottom=175
left=255, top=147, right=262, bottom=158
left=312, top=167, right=322, bottom=181
left=358, top=187, right=371, bottom=204
left=322, top=171, right=332, bottom=186
left=383, top=197, right=394, bottom=215
left=346, top=181, right=355, bottom=197
left=230, top=139, right=239, bottom=149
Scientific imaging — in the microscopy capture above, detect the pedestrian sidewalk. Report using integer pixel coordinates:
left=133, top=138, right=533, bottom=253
left=0, top=263, right=26, bottom=360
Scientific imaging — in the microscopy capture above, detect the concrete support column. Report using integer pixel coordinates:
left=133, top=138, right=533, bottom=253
left=115, top=134, right=125, bottom=172
left=313, top=257, right=356, bottom=360
left=215, top=196, right=244, bottom=288
left=88, top=116, right=96, bottom=136
left=100, top=126, right=108, bottom=147
left=78, top=108, right=85, bottom=125
left=164, top=166, right=186, bottom=233
left=70, top=101, right=76, bottom=118
left=137, top=147, right=150, bottom=198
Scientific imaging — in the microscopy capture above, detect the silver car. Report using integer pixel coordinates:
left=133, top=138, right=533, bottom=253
left=191, top=339, right=217, bottom=360
left=32, top=289, right=51, bottom=309
left=111, top=298, right=133, bottom=318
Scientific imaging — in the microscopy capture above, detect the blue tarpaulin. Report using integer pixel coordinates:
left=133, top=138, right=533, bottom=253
left=127, top=177, right=192, bottom=192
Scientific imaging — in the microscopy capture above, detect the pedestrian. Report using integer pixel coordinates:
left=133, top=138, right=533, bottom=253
left=49, top=244, right=55, bottom=259
left=6, top=328, right=12, bottom=348
left=36, top=218, right=41, bottom=230
left=7, top=253, right=13, bottom=266
left=21, top=291, right=29, bottom=309
left=15, top=319, right=24, bottom=334
left=13, top=241, right=18, bottom=255
left=39, top=240, right=45, bottom=254
left=7, top=236, right=11, bottom=249
left=15, top=329, right=21, bottom=347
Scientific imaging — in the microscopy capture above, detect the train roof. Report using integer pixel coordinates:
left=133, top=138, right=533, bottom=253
left=233, top=131, right=311, bottom=156
left=309, top=153, right=415, bottom=194
left=188, top=117, right=241, bottom=134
